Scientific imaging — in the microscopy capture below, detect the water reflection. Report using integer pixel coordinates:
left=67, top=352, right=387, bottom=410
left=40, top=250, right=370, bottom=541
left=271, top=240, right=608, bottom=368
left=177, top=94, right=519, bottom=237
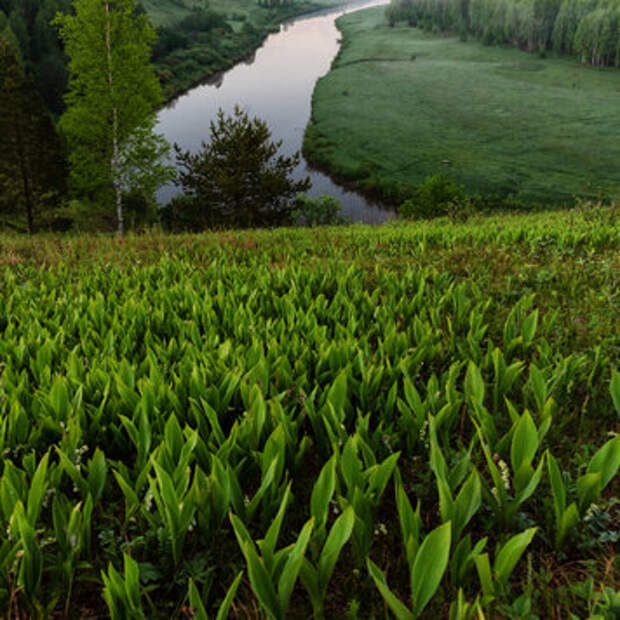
left=157, top=0, right=393, bottom=224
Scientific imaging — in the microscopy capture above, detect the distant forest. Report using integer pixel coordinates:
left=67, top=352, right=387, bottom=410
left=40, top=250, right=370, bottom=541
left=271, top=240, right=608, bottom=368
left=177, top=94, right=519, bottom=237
left=387, top=0, right=620, bottom=67
left=0, top=0, right=72, bottom=114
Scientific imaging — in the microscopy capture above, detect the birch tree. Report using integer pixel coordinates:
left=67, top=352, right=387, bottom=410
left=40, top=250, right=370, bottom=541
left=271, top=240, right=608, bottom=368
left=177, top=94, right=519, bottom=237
left=56, top=0, right=170, bottom=234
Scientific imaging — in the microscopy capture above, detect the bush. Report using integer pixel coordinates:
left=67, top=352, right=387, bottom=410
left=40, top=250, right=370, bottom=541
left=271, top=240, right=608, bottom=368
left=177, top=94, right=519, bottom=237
left=292, top=194, right=346, bottom=227
left=399, top=173, right=466, bottom=219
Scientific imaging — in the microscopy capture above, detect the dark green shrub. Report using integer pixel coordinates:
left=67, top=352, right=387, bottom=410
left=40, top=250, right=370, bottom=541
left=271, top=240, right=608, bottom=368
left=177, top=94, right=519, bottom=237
left=292, top=194, right=346, bottom=227
left=399, top=173, right=465, bottom=219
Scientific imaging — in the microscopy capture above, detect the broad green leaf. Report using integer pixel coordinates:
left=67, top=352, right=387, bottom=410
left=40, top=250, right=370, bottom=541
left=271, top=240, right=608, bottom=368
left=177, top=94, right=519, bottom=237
left=318, top=506, right=354, bottom=592
left=546, top=451, right=565, bottom=520
left=277, top=518, right=314, bottom=613
left=510, top=410, right=538, bottom=473
left=465, top=362, right=485, bottom=409
left=453, top=469, right=481, bottom=541
left=311, top=453, right=337, bottom=530
left=474, top=553, right=494, bottom=598
left=521, top=310, right=538, bottom=343
left=26, top=451, right=49, bottom=525
left=411, top=521, right=452, bottom=617
left=261, top=484, right=292, bottom=571
left=493, top=528, right=537, bottom=587
left=576, top=472, right=602, bottom=512
left=87, top=448, right=107, bottom=505
left=586, top=435, right=620, bottom=489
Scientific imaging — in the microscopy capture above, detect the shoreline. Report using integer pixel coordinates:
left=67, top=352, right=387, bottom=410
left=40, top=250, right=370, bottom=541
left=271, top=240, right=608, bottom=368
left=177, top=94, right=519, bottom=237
left=157, top=0, right=362, bottom=107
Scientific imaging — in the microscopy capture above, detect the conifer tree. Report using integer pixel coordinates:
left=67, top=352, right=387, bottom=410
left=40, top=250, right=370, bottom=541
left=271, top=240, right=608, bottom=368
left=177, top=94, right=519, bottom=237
left=0, top=35, right=65, bottom=233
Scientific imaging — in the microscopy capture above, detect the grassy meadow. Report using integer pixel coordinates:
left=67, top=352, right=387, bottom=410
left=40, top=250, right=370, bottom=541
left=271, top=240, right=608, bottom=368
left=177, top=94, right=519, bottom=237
left=0, top=207, right=619, bottom=617
left=304, top=6, right=620, bottom=205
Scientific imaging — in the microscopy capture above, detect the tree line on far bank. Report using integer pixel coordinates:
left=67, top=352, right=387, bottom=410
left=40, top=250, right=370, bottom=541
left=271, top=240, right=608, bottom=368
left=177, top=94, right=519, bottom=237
left=386, top=0, right=620, bottom=67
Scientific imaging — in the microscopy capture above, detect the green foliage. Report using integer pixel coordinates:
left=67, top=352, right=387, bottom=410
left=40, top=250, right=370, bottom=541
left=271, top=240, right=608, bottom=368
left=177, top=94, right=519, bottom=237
left=292, top=193, right=346, bottom=227
left=172, top=106, right=310, bottom=230
left=0, top=212, right=617, bottom=616
left=56, top=0, right=172, bottom=234
left=0, top=36, right=66, bottom=233
left=306, top=7, right=620, bottom=206
left=399, top=174, right=466, bottom=219
left=387, top=0, right=620, bottom=68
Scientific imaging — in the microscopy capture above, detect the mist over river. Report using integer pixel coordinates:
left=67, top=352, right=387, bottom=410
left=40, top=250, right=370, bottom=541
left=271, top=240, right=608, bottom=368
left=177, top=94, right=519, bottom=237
left=156, top=0, right=393, bottom=223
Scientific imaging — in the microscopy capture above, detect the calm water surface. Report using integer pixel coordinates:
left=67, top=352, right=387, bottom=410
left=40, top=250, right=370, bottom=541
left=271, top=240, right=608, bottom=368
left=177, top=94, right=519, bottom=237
left=156, top=0, right=393, bottom=223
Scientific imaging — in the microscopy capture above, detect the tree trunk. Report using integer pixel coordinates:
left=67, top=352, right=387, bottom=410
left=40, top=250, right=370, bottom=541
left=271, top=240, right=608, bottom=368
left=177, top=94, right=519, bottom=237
left=14, top=108, right=35, bottom=234
left=104, top=1, right=124, bottom=235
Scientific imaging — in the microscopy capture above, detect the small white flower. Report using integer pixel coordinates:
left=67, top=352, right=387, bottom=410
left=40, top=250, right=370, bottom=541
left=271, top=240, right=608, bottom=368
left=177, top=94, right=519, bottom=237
left=497, top=459, right=511, bottom=491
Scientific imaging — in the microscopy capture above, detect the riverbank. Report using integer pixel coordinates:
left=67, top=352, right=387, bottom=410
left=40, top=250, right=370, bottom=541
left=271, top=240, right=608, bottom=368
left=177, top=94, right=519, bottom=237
left=303, top=6, right=620, bottom=207
left=148, top=0, right=344, bottom=101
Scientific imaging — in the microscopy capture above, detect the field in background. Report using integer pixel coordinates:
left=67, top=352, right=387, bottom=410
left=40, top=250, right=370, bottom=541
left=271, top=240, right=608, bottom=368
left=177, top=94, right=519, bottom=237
left=305, top=6, right=620, bottom=204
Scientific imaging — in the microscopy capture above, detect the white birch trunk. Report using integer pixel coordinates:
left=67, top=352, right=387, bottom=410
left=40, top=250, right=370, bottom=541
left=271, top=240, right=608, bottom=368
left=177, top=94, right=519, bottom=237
left=104, top=1, right=124, bottom=235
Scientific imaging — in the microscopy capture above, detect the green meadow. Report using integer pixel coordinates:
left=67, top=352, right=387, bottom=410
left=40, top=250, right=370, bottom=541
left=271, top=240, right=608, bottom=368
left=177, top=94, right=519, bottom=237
left=1, top=208, right=619, bottom=617
left=305, top=6, right=620, bottom=204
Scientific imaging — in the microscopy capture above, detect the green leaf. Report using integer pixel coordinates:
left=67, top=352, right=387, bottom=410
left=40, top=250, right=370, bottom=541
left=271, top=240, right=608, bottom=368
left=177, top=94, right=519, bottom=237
left=546, top=451, right=565, bottom=520
left=87, top=448, right=107, bottom=505
left=366, top=452, right=400, bottom=500
left=26, top=451, right=49, bottom=525
left=230, top=514, right=280, bottom=620
left=474, top=553, right=494, bottom=598
left=611, top=369, right=620, bottom=416
left=367, top=558, right=415, bottom=620
left=465, top=362, right=485, bottom=409
left=411, top=521, right=452, bottom=617
left=521, top=310, right=538, bottom=344
left=124, top=554, right=142, bottom=611
left=557, top=503, right=579, bottom=549
left=215, top=571, right=244, bottom=620
left=327, top=371, right=347, bottom=413
left=586, top=435, right=620, bottom=490
left=576, top=472, right=602, bottom=512
left=493, top=528, right=537, bottom=587
left=318, top=506, right=354, bottom=592
left=510, top=410, right=539, bottom=473
left=310, top=453, right=337, bottom=530
left=453, top=469, right=481, bottom=541
left=261, top=484, right=292, bottom=572
left=396, top=478, right=421, bottom=569
left=188, top=578, right=208, bottom=620
left=277, top=518, right=314, bottom=613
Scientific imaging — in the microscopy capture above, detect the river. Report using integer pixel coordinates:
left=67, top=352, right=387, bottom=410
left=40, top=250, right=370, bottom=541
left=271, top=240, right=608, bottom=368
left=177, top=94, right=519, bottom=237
left=156, top=0, right=393, bottom=224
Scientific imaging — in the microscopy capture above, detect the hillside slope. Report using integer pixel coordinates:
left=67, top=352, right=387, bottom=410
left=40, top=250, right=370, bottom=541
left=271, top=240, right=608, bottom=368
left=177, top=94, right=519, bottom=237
left=0, top=208, right=618, bottom=617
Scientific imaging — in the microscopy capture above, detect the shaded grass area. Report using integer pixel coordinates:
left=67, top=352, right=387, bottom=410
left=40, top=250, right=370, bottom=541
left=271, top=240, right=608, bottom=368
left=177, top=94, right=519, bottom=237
left=304, top=6, right=620, bottom=205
